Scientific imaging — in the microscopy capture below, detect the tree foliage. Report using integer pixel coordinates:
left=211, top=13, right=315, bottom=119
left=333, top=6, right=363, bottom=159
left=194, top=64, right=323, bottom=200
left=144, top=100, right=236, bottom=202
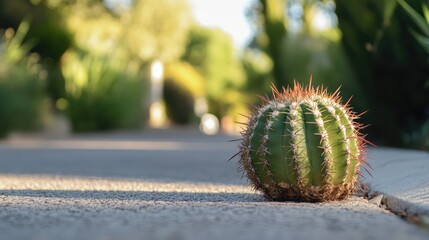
left=182, top=25, right=245, bottom=117
left=125, top=0, right=192, bottom=62
left=258, top=0, right=289, bottom=88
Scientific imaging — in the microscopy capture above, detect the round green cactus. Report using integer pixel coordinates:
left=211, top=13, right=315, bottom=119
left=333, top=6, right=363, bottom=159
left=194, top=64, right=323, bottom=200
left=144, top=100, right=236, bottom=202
left=238, top=81, right=369, bottom=202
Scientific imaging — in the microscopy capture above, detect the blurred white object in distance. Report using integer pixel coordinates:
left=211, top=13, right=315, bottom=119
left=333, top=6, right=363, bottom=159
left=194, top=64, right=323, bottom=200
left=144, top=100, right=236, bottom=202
left=150, top=60, right=164, bottom=103
left=149, top=60, right=166, bottom=128
left=199, top=113, right=219, bottom=135
left=149, top=101, right=167, bottom=128
left=151, top=60, right=164, bottom=83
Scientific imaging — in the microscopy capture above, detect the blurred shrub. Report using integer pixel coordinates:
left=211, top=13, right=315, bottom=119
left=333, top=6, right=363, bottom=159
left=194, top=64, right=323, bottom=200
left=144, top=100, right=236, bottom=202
left=0, top=0, right=72, bottom=62
left=0, top=0, right=73, bottom=102
left=0, top=22, right=45, bottom=137
left=163, top=62, right=205, bottom=124
left=61, top=51, right=145, bottom=132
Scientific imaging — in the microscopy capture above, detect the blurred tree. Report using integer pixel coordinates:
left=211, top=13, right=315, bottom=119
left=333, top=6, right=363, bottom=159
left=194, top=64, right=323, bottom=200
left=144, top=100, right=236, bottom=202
left=61, top=0, right=121, bottom=56
left=253, top=1, right=360, bottom=88
left=63, top=0, right=191, bottom=63
left=252, top=0, right=367, bottom=117
left=59, top=0, right=192, bottom=129
left=252, top=0, right=429, bottom=149
left=181, top=25, right=246, bottom=118
left=258, top=0, right=289, bottom=88
left=335, top=0, right=429, bottom=147
left=124, top=0, right=191, bottom=63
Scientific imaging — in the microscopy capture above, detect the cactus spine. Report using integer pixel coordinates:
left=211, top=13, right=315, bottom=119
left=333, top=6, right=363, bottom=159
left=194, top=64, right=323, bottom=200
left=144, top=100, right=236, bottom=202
left=238, top=81, right=369, bottom=202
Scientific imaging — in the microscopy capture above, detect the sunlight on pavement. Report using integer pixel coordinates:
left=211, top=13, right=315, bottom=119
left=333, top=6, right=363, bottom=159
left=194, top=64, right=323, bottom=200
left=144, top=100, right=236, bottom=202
left=0, top=139, right=232, bottom=151
left=0, top=175, right=255, bottom=194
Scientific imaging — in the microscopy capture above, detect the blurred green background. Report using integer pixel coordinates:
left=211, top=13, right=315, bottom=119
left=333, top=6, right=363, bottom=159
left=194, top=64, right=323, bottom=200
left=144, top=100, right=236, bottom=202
left=0, top=0, right=428, bottom=150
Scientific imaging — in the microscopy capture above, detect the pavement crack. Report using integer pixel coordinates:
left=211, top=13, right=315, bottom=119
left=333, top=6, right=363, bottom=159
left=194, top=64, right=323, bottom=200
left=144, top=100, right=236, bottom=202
left=363, top=186, right=429, bottom=231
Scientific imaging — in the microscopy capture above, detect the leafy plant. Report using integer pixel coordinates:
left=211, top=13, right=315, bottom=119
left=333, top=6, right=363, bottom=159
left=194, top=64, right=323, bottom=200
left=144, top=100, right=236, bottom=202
left=61, top=51, right=145, bottom=132
left=397, top=0, right=429, bottom=54
left=0, top=0, right=73, bottom=101
left=0, top=21, right=45, bottom=137
left=335, top=0, right=429, bottom=148
left=397, top=0, right=429, bottom=150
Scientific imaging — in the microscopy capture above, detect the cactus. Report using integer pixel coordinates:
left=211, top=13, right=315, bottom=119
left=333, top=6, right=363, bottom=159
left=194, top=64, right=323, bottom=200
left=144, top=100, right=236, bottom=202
left=237, top=80, right=369, bottom=202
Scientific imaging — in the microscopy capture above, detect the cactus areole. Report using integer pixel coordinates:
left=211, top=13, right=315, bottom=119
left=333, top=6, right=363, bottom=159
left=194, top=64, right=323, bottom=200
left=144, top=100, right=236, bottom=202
left=238, top=81, right=369, bottom=202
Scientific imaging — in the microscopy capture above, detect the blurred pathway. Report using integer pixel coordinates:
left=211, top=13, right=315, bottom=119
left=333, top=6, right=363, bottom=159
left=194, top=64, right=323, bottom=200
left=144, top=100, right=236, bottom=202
left=0, top=128, right=428, bottom=240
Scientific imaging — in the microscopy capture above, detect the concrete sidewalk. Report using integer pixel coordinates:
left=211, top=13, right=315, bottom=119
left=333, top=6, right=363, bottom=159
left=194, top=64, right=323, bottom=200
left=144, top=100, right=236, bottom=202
left=0, top=129, right=428, bottom=240
left=365, top=148, right=429, bottom=220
